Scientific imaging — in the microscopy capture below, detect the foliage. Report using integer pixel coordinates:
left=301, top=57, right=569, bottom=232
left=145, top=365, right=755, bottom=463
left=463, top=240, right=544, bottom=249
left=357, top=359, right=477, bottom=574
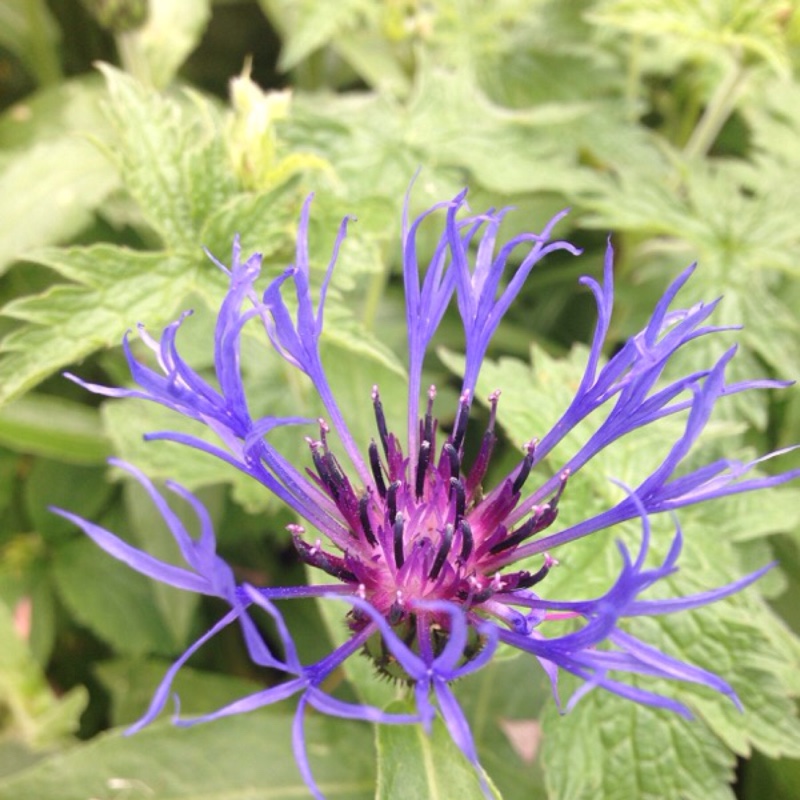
left=0, top=0, right=799, bottom=797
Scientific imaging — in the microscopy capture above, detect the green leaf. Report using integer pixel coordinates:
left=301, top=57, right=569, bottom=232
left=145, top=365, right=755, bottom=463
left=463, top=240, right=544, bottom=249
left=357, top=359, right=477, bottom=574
left=376, top=700, right=498, bottom=800
left=94, top=658, right=263, bottom=727
left=0, top=713, right=376, bottom=800
left=0, top=394, right=110, bottom=464
left=0, top=77, right=119, bottom=275
left=454, top=651, right=549, bottom=800
left=51, top=537, right=177, bottom=656
left=268, top=0, right=372, bottom=72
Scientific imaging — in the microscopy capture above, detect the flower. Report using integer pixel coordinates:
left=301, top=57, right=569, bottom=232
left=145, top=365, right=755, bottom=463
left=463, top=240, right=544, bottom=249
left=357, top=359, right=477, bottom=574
left=55, top=189, right=799, bottom=797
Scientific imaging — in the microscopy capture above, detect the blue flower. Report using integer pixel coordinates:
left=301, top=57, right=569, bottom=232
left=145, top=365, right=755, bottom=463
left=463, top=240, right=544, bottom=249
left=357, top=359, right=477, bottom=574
left=55, top=189, right=799, bottom=797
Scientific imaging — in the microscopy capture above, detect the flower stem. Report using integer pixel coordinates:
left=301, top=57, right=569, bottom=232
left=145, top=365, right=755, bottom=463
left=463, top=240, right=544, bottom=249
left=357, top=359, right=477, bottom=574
left=683, top=58, right=749, bottom=159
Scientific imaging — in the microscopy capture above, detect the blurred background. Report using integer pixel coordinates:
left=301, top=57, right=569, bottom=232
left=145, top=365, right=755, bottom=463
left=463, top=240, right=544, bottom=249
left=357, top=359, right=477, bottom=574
left=1, top=1, right=800, bottom=798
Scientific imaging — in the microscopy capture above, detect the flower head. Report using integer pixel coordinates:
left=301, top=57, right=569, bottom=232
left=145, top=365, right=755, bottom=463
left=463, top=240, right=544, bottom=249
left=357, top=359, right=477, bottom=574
left=57, top=188, right=799, bottom=797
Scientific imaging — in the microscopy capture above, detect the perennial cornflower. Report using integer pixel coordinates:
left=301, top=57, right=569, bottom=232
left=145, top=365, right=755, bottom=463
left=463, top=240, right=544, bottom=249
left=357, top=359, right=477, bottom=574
left=56, top=188, right=799, bottom=797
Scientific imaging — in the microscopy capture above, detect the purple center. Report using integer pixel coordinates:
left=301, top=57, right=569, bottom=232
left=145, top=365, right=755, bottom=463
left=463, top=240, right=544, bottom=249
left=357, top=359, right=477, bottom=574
left=294, top=384, right=566, bottom=669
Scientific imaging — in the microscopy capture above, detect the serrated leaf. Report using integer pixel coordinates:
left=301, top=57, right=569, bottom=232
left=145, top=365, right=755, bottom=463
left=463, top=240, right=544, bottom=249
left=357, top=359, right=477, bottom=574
left=376, top=700, right=497, bottom=800
left=541, top=687, right=737, bottom=800
left=98, top=64, right=237, bottom=248
left=0, top=713, right=375, bottom=800
left=0, top=245, right=199, bottom=405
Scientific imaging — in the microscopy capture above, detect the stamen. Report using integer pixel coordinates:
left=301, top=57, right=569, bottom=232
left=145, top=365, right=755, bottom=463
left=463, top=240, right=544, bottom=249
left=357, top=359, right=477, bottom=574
left=511, top=440, right=537, bottom=495
left=451, top=390, right=471, bottom=452
left=488, top=503, right=558, bottom=555
left=292, top=533, right=357, bottom=582
left=442, top=442, right=461, bottom=479
left=450, top=477, right=466, bottom=523
left=465, top=390, right=500, bottom=495
left=358, top=494, right=377, bottom=547
left=423, top=385, right=436, bottom=445
left=393, top=513, right=405, bottom=568
left=458, top=518, right=473, bottom=561
left=387, top=480, right=400, bottom=522
left=371, top=385, right=390, bottom=458
left=309, top=442, right=340, bottom=501
left=515, top=558, right=554, bottom=589
left=429, top=524, right=454, bottom=580
left=368, top=441, right=387, bottom=497
left=415, top=440, right=431, bottom=500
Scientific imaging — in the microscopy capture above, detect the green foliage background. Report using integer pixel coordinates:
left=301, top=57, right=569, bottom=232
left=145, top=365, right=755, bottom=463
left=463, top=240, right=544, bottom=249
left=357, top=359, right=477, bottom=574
left=1, top=1, right=800, bottom=798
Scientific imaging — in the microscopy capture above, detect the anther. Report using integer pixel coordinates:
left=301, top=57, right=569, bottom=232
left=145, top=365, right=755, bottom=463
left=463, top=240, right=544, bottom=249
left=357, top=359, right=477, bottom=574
left=442, top=442, right=461, bottom=479
left=387, top=480, right=400, bottom=523
left=368, top=441, right=387, bottom=498
left=423, top=385, right=436, bottom=445
left=372, top=386, right=390, bottom=458
left=457, top=518, right=473, bottom=561
left=450, top=477, right=466, bottom=523
left=358, top=494, right=377, bottom=547
left=511, top=440, right=537, bottom=495
left=429, top=524, right=454, bottom=580
left=393, top=513, right=405, bottom=568
left=415, top=440, right=431, bottom=500
left=292, top=534, right=357, bottom=583
left=515, top=558, right=553, bottom=589
left=489, top=503, right=557, bottom=555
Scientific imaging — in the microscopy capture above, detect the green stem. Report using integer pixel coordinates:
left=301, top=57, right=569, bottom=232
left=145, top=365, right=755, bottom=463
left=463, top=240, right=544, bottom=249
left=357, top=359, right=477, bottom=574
left=624, top=32, right=643, bottom=122
left=683, top=58, right=748, bottom=159
left=25, top=0, right=62, bottom=86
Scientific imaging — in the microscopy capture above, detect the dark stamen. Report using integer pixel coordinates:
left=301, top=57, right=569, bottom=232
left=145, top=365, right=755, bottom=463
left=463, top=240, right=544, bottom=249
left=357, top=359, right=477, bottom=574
left=293, top=535, right=357, bottom=583
left=415, top=440, right=431, bottom=500
left=489, top=503, right=558, bottom=555
left=310, top=443, right=341, bottom=501
left=442, top=442, right=461, bottom=479
left=423, top=385, right=436, bottom=445
left=368, top=441, right=387, bottom=498
left=511, top=441, right=536, bottom=495
left=387, top=480, right=400, bottom=522
left=465, top=391, right=500, bottom=496
left=515, top=561, right=552, bottom=589
left=393, top=513, right=405, bottom=568
left=358, top=494, right=377, bottom=547
left=450, top=477, right=466, bottom=523
left=429, top=524, right=454, bottom=580
left=458, top=518, right=473, bottom=561
left=372, top=386, right=390, bottom=458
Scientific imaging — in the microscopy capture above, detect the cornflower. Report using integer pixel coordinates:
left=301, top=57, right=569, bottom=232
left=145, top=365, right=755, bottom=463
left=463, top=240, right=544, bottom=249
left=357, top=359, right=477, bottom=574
left=56, top=189, right=799, bottom=797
